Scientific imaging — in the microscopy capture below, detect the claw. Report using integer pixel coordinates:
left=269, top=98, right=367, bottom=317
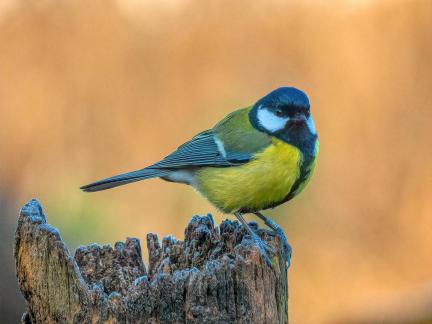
left=251, top=232, right=275, bottom=268
left=272, top=226, right=292, bottom=267
left=254, top=212, right=292, bottom=267
left=234, top=212, right=276, bottom=269
left=253, top=235, right=274, bottom=268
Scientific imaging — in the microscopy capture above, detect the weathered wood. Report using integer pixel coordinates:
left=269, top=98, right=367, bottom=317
left=15, top=199, right=288, bottom=323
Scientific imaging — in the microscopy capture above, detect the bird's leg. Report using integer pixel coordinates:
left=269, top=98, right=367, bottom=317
left=254, top=212, right=292, bottom=267
left=234, top=211, right=275, bottom=268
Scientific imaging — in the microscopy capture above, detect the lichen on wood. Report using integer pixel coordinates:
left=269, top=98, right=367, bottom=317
left=15, top=199, right=288, bottom=323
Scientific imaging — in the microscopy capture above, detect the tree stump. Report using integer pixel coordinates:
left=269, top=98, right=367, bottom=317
left=14, top=199, right=288, bottom=323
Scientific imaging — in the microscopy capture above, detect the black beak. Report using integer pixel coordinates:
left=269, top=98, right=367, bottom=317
left=290, top=114, right=307, bottom=126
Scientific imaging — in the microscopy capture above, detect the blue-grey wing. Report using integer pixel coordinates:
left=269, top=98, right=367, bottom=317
left=150, top=130, right=251, bottom=169
left=80, top=130, right=251, bottom=192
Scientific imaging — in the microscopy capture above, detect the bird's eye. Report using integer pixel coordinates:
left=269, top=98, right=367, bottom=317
left=275, top=109, right=283, bottom=117
left=304, top=111, right=310, bottom=118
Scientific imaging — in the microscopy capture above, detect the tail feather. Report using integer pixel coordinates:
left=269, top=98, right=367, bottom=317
left=80, top=168, right=170, bottom=192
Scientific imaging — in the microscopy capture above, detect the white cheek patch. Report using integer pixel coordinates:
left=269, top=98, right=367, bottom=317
left=306, top=116, right=316, bottom=134
left=257, top=107, right=289, bottom=132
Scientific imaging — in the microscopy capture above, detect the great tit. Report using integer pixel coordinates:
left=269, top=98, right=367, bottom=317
left=81, top=87, right=319, bottom=268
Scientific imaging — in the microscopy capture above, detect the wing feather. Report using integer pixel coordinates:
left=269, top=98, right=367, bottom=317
left=151, top=130, right=250, bottom=169
left=81, top=108, right=270, bottom=192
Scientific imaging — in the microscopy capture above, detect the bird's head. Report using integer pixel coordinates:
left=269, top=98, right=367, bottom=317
left=249, top=87, right=317, bottom=154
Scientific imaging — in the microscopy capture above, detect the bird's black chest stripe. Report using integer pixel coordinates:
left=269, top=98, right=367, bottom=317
left=263, top=155, right=313, bottom=211
left=258, top=140, right=316, bottom=211
left=285, top=152, right=315, bottom=201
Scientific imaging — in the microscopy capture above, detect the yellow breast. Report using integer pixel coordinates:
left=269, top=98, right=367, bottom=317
left=195, top=138, right=302, bottom=213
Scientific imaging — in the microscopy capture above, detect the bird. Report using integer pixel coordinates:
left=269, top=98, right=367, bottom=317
left=81, top=87, right=319, bottom=268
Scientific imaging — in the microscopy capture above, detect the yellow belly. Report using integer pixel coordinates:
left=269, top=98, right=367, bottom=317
left=195, top=138, right=301, bottom=213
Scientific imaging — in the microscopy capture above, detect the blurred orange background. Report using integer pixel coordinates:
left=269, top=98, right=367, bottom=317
left=0, top=0, right=431, bottom=323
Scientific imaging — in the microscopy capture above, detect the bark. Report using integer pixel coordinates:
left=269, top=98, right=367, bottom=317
left=15, top=199, right=288, bottom=323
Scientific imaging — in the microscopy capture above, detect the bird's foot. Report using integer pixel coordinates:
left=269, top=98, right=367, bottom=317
left=254, top=212, right=292, bottom=267
left=249, top=231, right=275, bottom=268
left=234, top=212, right=276, bottom=268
